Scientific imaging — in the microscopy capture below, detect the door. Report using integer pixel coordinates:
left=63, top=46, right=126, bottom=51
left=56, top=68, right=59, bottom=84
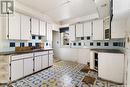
left=31, top=18, right=39, bottom=35
left=34, top=56, right=42, bottom=72
left=84, top=22, right=92, bottom=37
left=76, top=24, right=83, bottom=37
left=40, top=21, right=46, bottom=36
left=41, top=55, right=48, bottom=69
left=93, top=19, right=104, bottom=40
left=24, top=58, right=33, bottom=76
left=21, top=14, right=31, bottom=40
left=8, top=13, right=20, bottom=40
left=49, top=54, right=53, bottom=66
left=11, top=60, right=23, bottom=81
left=69, top=25, right=76, bottom=41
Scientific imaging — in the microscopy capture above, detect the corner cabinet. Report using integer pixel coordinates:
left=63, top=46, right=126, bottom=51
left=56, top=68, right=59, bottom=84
left=31, top=18, right=39, bottom=35
left=92, top=19, right=104, bottom=40
left=8, top=13, right=21, bottom=40
left=69, top=25, right=76, bottom=41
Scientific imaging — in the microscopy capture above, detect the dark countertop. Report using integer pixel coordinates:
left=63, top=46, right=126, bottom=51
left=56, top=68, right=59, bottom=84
left=0, top=48, right=53, bottom=55
left=90, top=49, right=124, bottom=54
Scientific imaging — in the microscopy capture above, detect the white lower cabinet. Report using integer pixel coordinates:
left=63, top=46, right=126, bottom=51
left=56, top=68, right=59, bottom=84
left=34, top=56, right=42, bottom=72
left=0, top=50, right=53, bottom=83
left=41, top=55, right=48, bottom=69
left=98, top=52, right=124, bottom=83
left=11, top=60, right=24, bottom=81
left=49, top=54, right=53, bottom=66
left=23, top=58, right=33, bottom=76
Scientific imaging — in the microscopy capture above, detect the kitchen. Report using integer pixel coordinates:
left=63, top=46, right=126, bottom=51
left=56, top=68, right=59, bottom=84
left=0, top=0, right=130, bottom=87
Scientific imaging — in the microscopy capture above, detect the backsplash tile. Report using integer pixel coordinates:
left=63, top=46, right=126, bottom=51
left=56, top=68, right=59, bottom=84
left=87, top=36, right=90, bottom=40
left=28, top=43, right=32, bottom=47
left=104, top=42, right=109, bottom=46
left=10, top=42, right=15, bottom=47
left=32, top=36, right=36, bottom=39
left=38, top=36, right=42, bottom=40
left=97, top=42, right=101, bottom=46
left=20, top=42, right=25, bottom=47
left=70, top=38, right=125, bottom=49
left=90, top=42, right=94, bottom=46
left=73, top=43, right=76, bottom=46
left=78, top=42, right=81, bottom=46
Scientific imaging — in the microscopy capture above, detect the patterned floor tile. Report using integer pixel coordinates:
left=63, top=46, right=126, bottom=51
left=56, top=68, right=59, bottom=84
left=10, top=61, right=122, bottom=87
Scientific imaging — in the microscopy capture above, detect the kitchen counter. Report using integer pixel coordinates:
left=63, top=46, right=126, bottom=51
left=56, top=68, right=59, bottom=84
left=90, top=49, right=124, bottom=53
left=0, top=48, right=53, bottom=55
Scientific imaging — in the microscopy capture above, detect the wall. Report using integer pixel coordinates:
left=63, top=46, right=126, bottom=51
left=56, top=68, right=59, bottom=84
left=15, top=1, right=56, bottom=24
left=126, top=13, right=130, bottom=87
left=52, top=31, right=90, bottom=64
left=60, top=13, right=99, bottom=25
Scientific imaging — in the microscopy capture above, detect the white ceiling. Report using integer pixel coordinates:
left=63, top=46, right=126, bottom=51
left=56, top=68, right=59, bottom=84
left=16, top=0, right=109, bottom=23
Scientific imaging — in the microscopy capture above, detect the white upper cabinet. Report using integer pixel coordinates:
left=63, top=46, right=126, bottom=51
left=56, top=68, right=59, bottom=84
left=76, top=24, right=83, bottom=37
left=8, top=13, right=21, bottom=40
left=69, top=25, right=76, bottom=41
left=113, top=0, right=130, bottom=15
left=39, top=21, right=46, bottom=36
left=93, top=19, right=104, bottom=40
left=21, top=14, right=31, bottom=40
left=47, top=23, right=53, bottom=41
left=111, top=17, right=126, bottom=39
left=83, top=22, right=92, bottom=37
left=31, top=18, right=39, bottom=35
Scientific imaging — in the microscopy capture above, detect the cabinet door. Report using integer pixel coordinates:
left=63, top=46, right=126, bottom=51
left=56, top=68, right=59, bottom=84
left=40, top=21, right=46, bottom=36
left=21, top=14, right=31, bottom=40
left=41, top=55, right=48, bottom=69
left=84, top=22, right=92, bottom=37
left=98, top=53, right=124, bottom=83
left=24, top=58, right=33, bottom=76
left=76, top=24, right=83, bottom=37
left=47, top=23, right=53, bottom=41
left=93, top=19, right=104, bottom=40
left=8, top=13, right=20, bottom=40
left=111, top=17, right=125, bottom=38
left=69, top=25, right=76, bottom=41
left=90, top=51, right=95, bottom=69
left=11, top=60, right=23, bottom=81
left=31, top=18, right=39, bottom=35
left=78, top=49, right=90, bottom=64
left=34, top=56, right=42, bottom=72
left=49, top=54, right=53, bottom=66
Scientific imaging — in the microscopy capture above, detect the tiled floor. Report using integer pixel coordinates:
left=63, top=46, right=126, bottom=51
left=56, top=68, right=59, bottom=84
left=11, top=61, right=123, bottom=87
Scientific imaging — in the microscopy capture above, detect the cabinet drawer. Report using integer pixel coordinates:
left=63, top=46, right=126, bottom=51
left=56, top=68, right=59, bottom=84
left=49, top=51, right=53, bottom=54
left=35, top=51, right=48, bottom=56
left=11, top=53, right=33, bottom=60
